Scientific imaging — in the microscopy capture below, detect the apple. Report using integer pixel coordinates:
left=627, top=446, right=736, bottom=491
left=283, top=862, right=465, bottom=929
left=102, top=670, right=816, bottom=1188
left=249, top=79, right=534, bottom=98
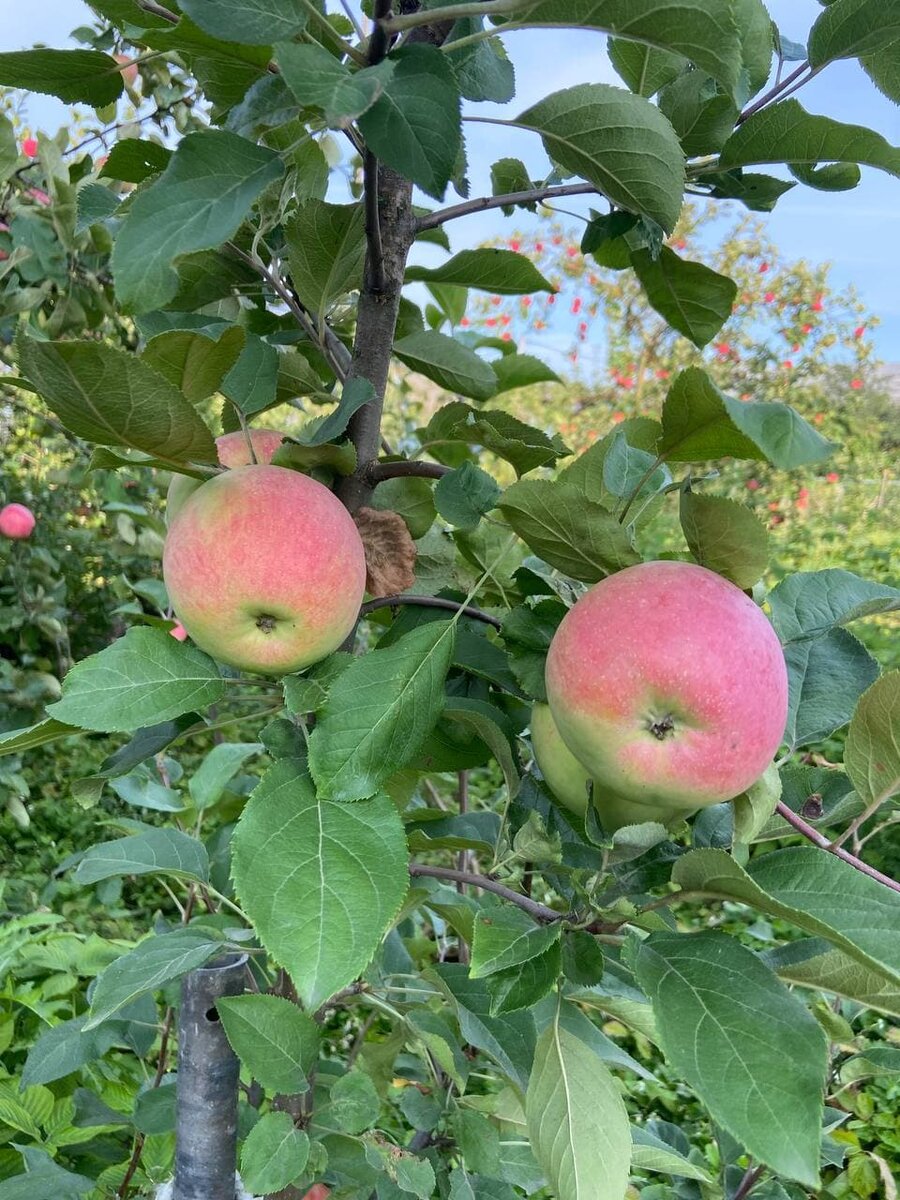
left=546, top=561, right=788, bottom=811
left=167, top=428, right=286, bottom=522
left=115, top=54, right=139, bottom=87
left=169, top=621, right=188, bottom=642
left=531, top=703, right=591, bottom=816
left=163, top=464, right=366, bottom=675
left=532, top=703, right=688, bottom=831
left=21, top=137, right=38, bottom=158
left=0, top=503, right=36, bottom=539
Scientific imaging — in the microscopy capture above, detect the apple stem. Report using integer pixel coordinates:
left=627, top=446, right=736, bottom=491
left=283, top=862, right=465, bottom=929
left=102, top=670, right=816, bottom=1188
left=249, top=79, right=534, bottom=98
left=775, top=802, right=900, bottom=894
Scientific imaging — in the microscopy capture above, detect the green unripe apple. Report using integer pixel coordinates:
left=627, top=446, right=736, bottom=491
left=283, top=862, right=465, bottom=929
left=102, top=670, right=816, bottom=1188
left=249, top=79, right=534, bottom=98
left=531, top=702, right=591, bottom=816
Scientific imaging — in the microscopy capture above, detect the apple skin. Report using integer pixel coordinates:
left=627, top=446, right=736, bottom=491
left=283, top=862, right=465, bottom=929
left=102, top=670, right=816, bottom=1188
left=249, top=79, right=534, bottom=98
left=167, top=429, right=285, bottom=522
left=546, top=560, right=788, bottom=810
left=0, top=503, right=36, bottom=539
left=532, top=703, right=687, bottom=831
left=169, top=621, right=188, bottom=642
left=163, top=464, right=366, bottom=675
left=531, top=703, right=591, bottom=816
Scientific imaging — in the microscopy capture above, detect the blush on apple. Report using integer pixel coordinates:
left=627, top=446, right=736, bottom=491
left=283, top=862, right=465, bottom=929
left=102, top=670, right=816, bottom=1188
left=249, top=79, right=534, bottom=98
left=163, top=465, right=366, bottom=675
left=545, top=561, right=788, bottom=811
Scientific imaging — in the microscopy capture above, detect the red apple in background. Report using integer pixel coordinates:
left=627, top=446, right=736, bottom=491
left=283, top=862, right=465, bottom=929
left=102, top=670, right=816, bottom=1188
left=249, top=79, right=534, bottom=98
left=115, top=54, right=139, bottom=87
left=21, top=137, right=38, bottom=158
left=0, top=503, right=36, bottom=539
left=163, top=465, right=366, bottom=675
left=166, top=428, right=285, bottom=522
left=546, top=561, right=788, bottom=811
left=169, top=621, right=188, bottom=641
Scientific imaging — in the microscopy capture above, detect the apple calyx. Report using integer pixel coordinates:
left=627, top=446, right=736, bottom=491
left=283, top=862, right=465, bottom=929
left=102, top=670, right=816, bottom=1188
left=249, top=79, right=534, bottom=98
left=648, top=714, right=676, bottom=740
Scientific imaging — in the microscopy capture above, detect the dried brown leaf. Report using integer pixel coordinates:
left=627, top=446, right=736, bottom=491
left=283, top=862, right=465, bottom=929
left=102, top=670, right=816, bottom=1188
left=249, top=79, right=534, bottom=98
left=355, top=506, right=417, bottom=598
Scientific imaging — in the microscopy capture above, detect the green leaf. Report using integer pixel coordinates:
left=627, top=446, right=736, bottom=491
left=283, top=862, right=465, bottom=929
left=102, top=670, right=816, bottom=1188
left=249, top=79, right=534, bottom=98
left=111, top=129, right=283, bottom=312
left=0, top=1148, right=94, bottom=1200
left=21, top=1017, right=111, bottom=1089
left=491, top=353, right=561, bottom=394
left=634, top=931, right=827, bottom=1186
left=608, top=39, right=687, bottom=96
left=844, top=672, right=900, bottom=807
left=221, top=333, right=279, bottom=416
left=0, top=113, right=16, bottom=183
left=768, top=569, right=900, bottom=644
left=601, top=428, right=670, bottom=507
left=17, top=336, right=217, bottom=465
left=514, top=84, right=685, bottom=231
left=471, top=906, right=561, bottom=978
left=840, top=1045, right=900, bottom=1084
left=450, top=29, right=516, bottom=104
left=672, top=847, right=900, bottom=984
left=231, top=759, right=409, bottom=1010
left=358, top=44, right=462, bottom=199
left=309, top=621, right=456, bottom=802
left=277, top=42, right=386, bottom=124
left=0, top=49, right=123, bottom=106
left=406, top=249, right=554, bottom=296
left=658, top=72, right=739, bottom=157
left=293, top=378, right=376, bottom=447
left=73, top=829, right=209, bottom=885
left=719, top=99, right=900, bottom=183
left=434, top=462, right=501, bottom=530
left=862, top=40, right=900, bottom=103
left=703, top=169, right=796, bottom=211
left=394, top=331, right=498, bottom=403
left=99, top=138, right=171, bottom=184
left=765, top=940, right=900, bottom=1019
left=241, top=1111, right=310, bottom=1194
left=526, top=1013, right=632, bottom=1200
left=499, top=478, right=641, bottom=582
left=808, top=0, right=900, bottom=69
left=188, top=741, right=263, bottom=809
left=490, top=157, right=535, bottom=211
left=180, top=0, right=307, bottom=44
left=487, top=943, right=561, bottom=1014
left=86, top=929, right=224, bottom=1028
left=285, top=200, right=366, bottom=320
left=659, top=367, right=835, bottom=468
left=631, top=246, right=737, bottom=348
left=142, top=326, right=246, bottom=403
left=217, top=993, right=320, bottom=1095
left=371, top=476, right=437, bottom=539
left=679, top=492, right=768, bottom=589
left=431, top=962, right=536, bottom=1089
left=631, top=1127, right=714, bottom=1182
left=789, top=160, right=861, bottom=191
left=514, top=0, right=741, bottom=93
left=0, top=718, right=81, bottom=758
left=783, top=627, right=879, bottom=749
left=420, top=400, right=566, bottom=476
left=48, top=627, right=226, bottom=733
left=327, top=1071, right=381, bottom=1134
left=75, top=182, right=120, bottom=233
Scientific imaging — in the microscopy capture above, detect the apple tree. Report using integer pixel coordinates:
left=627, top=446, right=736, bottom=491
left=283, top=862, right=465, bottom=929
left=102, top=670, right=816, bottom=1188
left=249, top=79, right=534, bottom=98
left=2, top=2, right=900, bottom=1199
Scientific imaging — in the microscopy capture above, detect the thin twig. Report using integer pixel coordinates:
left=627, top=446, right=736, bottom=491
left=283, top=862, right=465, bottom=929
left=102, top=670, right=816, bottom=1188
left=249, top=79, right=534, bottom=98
left=369, top=459, right=450, bottom=482
left=732, top=1164, right=765, bottom=1200
left=360, top=593, right=502, bottom=629
left=775, top=802, right=900, bottom=894
left=418, top=183, right=598, bottom=231
left=409, top=862, right=563, bottom=922
left=829, top=785, right=895, bottom=851
left=736, top=62, right=810, bottom=124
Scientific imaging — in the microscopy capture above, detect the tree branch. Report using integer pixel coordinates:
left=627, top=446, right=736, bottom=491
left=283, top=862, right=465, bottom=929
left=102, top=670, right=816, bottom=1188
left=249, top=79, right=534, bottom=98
left=382, top=0, right=519, bottom=32
left=736, top=62, right=810, bottom=125
left=369, top=459, right=451, bottom=482
left=775, top=802, right=900, bottom=894
left=359, top=593, right=502, bottom=629
left=410, top=863, right=563, bottom=922
left=418, top=183, right=599, bottom=230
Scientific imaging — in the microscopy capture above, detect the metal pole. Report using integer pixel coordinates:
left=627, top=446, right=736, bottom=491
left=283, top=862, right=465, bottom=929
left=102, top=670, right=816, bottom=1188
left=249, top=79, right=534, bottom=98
left=173, top=955, right=248, bottom=1200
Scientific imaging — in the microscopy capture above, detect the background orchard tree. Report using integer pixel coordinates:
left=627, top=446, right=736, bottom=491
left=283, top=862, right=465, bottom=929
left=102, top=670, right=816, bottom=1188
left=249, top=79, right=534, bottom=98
left=1, top=2, right=900, bottom=1200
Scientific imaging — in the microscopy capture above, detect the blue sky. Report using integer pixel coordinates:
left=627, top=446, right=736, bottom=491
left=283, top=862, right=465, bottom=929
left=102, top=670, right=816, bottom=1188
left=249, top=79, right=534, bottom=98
left=6, top=1, right=900, bottom=361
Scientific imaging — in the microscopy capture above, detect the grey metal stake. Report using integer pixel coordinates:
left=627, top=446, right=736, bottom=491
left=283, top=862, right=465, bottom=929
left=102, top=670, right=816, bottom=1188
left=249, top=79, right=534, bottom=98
left=173, top=955, right=248, bottom=1200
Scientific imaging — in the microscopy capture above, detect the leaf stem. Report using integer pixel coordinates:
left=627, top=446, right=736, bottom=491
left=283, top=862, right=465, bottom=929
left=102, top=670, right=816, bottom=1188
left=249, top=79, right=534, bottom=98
left=359, top=594, right=502, bottom=629
left=381, top=1, right=521, bottom=32
left=736, top=62, right=811, bottom=125
left=775, top=802, right=900, bottom=894
left=409, top=862, right=563, bottom=922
